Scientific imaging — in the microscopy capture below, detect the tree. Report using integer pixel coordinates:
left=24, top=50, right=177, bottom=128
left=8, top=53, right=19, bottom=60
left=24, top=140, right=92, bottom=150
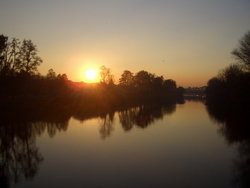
left=152, top=76, right=164, bottom=89
left=119, top=70, right=134, bottom=87
left=0, top=35, right=21, bottom=76
left=232, top=31, right=250, bottom=70
left=134, top=70, right=153, bottom=88
left=0, top=35, right=8, bottom=75
left=61, top=74, right=68, bottom=81
left=163, top=79, right=176, bottom=90
left=99, top=65, right=114, bottom=85
left=207, top=77, right=223, bottom=91
left=218, top=64, right=244, bottom=83
left=58, top=73, right=68, bottom=81
left=0, top=35, right=8, bottom=64
left=0, top=35, right=43, bottom=76
left=46, top=68, right=56, bottom=79
left=8, top=38, right=21, bottom=73
left=17, top=39, right=42, bottom=74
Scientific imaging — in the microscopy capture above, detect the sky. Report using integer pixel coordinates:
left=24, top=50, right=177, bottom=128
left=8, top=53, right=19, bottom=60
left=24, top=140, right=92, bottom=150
left=1, top=0, right=250, bottom=87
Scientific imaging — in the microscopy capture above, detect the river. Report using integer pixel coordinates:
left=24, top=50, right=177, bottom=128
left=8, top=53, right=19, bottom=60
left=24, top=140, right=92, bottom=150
left=2, top=100, right=247, bottom=188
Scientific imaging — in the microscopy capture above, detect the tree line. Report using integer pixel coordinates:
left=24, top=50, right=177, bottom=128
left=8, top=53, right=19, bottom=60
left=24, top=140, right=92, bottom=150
left=0, top=34, right=183, bottom=110
left=206, top=31, right=250, bottom=107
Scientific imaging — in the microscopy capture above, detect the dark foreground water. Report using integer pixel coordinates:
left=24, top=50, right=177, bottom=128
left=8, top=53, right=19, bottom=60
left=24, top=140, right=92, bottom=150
left=1, top=101, right=248, bottom=188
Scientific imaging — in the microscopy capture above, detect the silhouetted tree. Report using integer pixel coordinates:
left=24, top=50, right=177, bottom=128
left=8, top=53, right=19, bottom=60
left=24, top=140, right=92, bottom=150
left=206, top=63, right=249, bottom=105
left=0, top=35, right=42, bottom=77
left=99, top=65, right=114, bottom=85
left=206, top=31, right=250, bottom=106
left=218, top=64, right=244, bottom=83
left=232, top=31, right=250, bottom=70
left=0, top=35, right=7, bottom=53
left=152, top=76, right=164, bottom=89
left=46, top=68, right=56, bottom=79
left=164, top=79, right=176, bottom=90
left=61, top=73, right=68, bottom=81
left=0, top=35, right=8, bottom=73
left=8, top=38, right=21, bottom=74
left=134, top=70, right=153, bottom=88
left=0, top=35, right=21, bottom=76
left=119, top=70, right=134, bottom=87
left=17, top=40, right=42, bottom=74
left=206, top=77, right=223, bottom=103
left=57, top=73, right=68, bottom=81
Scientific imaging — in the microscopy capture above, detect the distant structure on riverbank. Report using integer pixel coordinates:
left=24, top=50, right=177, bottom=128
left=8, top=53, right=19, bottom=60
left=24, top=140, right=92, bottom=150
left=184, top=86, right=206, bottom=100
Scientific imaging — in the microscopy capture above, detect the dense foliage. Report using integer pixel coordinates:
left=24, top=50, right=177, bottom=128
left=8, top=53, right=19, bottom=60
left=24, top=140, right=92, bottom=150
left=206, top=31, right=250, bottom=107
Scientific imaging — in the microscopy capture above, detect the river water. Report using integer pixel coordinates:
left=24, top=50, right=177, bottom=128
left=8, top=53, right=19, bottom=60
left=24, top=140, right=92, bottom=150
left=3, top=100, right=246, bottom=188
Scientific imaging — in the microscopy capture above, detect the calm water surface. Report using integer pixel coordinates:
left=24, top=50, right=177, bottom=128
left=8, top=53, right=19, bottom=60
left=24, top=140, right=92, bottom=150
left=3, top=101, right=244, bottom=187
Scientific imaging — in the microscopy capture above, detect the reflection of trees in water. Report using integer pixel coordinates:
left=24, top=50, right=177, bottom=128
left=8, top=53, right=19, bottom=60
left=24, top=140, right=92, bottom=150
left=0, top=101, right=178, bottom=185
left=206, top=103, right=250, bottom=188
left=119, top=103, right=176, bottom=131
left=0, top=105, right=71, bottom=188
left=233, top=140, right=250, bottom=188
left=96, top=103, right=177, bottom=139
left=99, top=112, right=115, bottom=139
left=31, top=121, right=69, bottom=138
left=119, top=108, right=137, bottom=131
left=0, top=122, right=43, bottom=188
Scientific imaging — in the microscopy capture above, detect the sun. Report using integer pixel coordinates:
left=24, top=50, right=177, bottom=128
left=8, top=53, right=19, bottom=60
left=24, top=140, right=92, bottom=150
left=84, top=68, right=99, bottom=83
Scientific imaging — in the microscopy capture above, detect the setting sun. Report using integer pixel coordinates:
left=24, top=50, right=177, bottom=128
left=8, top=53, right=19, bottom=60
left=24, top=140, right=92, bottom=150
left=84, top=68, right=99, bottom=83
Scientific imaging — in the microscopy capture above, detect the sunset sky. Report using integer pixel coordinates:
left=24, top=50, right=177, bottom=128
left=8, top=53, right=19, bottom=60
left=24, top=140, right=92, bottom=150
left=1, top=0, right=250, bottom=87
